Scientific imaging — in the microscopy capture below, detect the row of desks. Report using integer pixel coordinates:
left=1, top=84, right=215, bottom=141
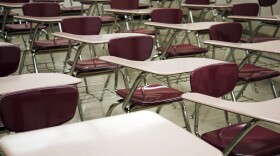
left=0, top=2, right=280, bottom=156
left=0, top=33, right=280, bottom=156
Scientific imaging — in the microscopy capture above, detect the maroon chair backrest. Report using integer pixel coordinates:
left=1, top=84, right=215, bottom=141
left=61, top=17, right=102, bottom=35
left=190, top=63, right=238, bottom=97
left=0, top=44, right=21, bottom=77
left=108, top=36, right=153, bottom=61
left=0, top=85, right=79, bottom=132
left=258, top=0, right=277, bottom=7
left=232, top=3, right=259, bottom=16
left=110, top=0, right=139, bottom=9
left=151, top=8, right=183, bottom=24
left=209, top=22, right=242, bottom=43
left=185, top=0, right=210, bottom=5
left=22, top=2, right=60, bottom=17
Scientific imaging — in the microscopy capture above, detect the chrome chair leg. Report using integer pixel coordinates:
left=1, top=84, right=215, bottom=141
left=77, top=98, right=84, bottom=121
left=235, top=84, right=249, bottom=100
left=19, top=50, right=28, bottom=74
left=194, top=103, right=201, bottom=137
left=178, top=101, right=191, bottom=132
left=32, top=53, right=39, bottom=73
left=223, top=95, right=232, bottom=126
left=100, top=74, right=112, bottom=101
left=231, top=91, right=242, bottom=123
left=190, top=104, right=201, bottom=119
left=224, top=111, right=232, bottom=126
left=83, top=77, right=90, bottom=94
left=269, top=79, right=278, bottom=98
left=50, top=53, right=56, bottom=71
left=105, top=99, right=124, bottom=117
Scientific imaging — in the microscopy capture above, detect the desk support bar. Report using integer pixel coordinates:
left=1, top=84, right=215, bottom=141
left=223, top=118, right=259, bottom=156
left=122, top=71, right=148, bottom=112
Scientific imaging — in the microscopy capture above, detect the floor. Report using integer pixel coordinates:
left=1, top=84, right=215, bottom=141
left=2, top=12, right=280, bottom=148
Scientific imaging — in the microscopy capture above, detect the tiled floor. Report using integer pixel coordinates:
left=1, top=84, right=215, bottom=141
left=5, top=19, right=280, bottom=138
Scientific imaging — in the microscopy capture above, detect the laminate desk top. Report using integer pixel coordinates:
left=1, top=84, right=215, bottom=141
left=0, top=111, right=223, bottom=156
left=53, top=32, right=149, bottom=44
left=104, top=8, right=156, bottom=15
left=182, top=93, right=280, bottom=125
left=204, top=40, right=280, bottom=54
left=181, top=3, right=232, bottom=9
left=100, top=56, right=227, bottom=75
left=14, top=15, right=78, bottom=23
left=0, top=2, right=25, bottom=8
left=0, top=73, right=81, bottom=95
left=228, top=15, right=280, bottom=22
left=145, top=21, right=224, bottom=31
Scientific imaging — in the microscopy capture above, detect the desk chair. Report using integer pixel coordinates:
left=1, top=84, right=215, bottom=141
left=0, top=85, right=79, bottom=133
left=2, top=0, right=31, bottom=43
left=231, top=3, right=279, bottom=43
left=188, top=64, right=280, bottom=156
left=184, top=0, right=210, bottom=23
left=258, top=0, right=277, bottom=16
left=209, top=22, right=280, bottom=100
left=61, top=17, right=126, bottom=118
left=151, top=8, right=207, bottom=60
left=105, top=36, right=191, bottom=132
left=0, top=44, right=20, bottom=77
left=190, top=63, right=239, bottom=136
left=18, top=2, right=79, bottom=74
left=110, top=0, right=154, bottom=35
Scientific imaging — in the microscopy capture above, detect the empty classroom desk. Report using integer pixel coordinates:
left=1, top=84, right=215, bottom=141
left=0, top=111, right=223, bottom=156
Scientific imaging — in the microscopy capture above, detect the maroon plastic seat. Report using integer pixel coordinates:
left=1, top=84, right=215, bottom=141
left=240, top=36, right=280, bottom=43
left=0, top=85, right=79, bottom=132
left=0, top=44, right=21, bottom=77
left=116, top=84, right=184, bottom=106
left=105, top=36, right=191, bottom=131
left=239, top=64, right=280, bottom=82
left=157, top=44, right=208, bottom=58
left=201, top=124, right=280, bottom=155
left=67, top=58, right=116, bottom=76
left=33, top=38, right=79, bottom=50
left=151, top=9, right=207, bottom=59
left=209, top=22, right=279, bottom=97
left=4, top=22, right=46, bottom=42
